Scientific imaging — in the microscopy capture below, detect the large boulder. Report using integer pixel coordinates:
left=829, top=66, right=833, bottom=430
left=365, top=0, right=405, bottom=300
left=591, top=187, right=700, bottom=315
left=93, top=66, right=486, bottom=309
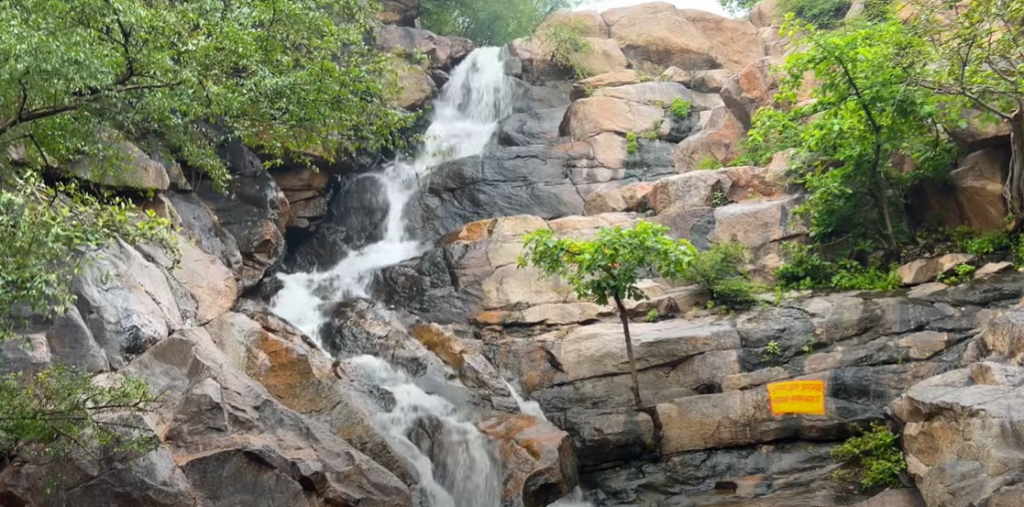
left=948, top=147, right=1009, bottom=231
left=0, top=329, right=412, bottom=507
left=601, top=4, right=764, bottom=73
left=891, top=362, right=1024, bottom=507
left=73, top=239, right=195, bottom=369
left=68, top=138, right=170, bottom=192
left=378, top=0, right=420, bottom=26
left=945, top=108, right=1012, bottom=150
left=508, top=34, right=628, bottom=85
left=478, top=415, right=579, bottom=507
left=672, top=106, right=747, bottom=171
left=391, top=60, right=437, bottom=110
left=376, top=25, right=473, bottom=71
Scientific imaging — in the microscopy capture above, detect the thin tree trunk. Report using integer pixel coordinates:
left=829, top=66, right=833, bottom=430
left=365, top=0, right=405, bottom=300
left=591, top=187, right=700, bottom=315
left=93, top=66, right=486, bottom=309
left=1005, top=109, right=1024, bottom=232
left=613, top=295, right=643, bottom=411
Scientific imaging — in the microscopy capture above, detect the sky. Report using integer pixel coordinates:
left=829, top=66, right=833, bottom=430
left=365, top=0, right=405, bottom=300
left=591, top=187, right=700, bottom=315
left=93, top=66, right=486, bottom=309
left=573, top=0, right=730, bottom=17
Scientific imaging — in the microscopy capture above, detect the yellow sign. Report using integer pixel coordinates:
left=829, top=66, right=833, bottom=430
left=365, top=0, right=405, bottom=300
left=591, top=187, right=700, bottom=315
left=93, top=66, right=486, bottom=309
left=767, top=380, right=826, bottom=416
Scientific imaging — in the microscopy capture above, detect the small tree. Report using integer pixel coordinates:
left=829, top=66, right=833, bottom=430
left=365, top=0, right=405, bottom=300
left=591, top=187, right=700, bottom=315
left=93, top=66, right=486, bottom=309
left=518, top=220, right=697, bottom=410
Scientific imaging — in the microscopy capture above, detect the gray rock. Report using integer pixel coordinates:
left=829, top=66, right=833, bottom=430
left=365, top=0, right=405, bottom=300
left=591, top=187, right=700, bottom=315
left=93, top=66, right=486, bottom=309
left=165, top=191, right=245, bottom=279
left=73, top=239, right=189, bottom=368
left=0, top=333, right=50, bottom=374
left=45, top=306, right=109, bottom=373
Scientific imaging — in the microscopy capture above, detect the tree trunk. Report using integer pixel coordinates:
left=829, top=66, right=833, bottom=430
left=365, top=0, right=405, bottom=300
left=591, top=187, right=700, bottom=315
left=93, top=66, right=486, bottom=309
left=1005, top=109, right=1024, bottom=232
left=613, top=295, right=643, bottom=411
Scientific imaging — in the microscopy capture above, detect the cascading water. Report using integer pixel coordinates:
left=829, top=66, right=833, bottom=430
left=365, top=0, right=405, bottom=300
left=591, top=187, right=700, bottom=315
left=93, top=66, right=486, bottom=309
left=350, top=355, right=503, bottom=507
left=271, top=47, right=513, bottom=340
left=269, top=48, right=515, bottom=507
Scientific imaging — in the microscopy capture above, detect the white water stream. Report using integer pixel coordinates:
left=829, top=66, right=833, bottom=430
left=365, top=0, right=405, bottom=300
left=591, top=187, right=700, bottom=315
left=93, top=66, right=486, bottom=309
left=271, top=47, right=514, bottom=340
left=269, top=47, right=593, bottom=507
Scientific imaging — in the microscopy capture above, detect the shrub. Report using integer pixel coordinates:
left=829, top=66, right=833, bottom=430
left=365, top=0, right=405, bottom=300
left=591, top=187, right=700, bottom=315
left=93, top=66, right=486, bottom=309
left=950, top=226, right=1012, bottom=256
left=776, top=244, right=900, bottom=291
left=779, top=0, right=852, bottom=28
left=831, top=423, right=906, bottom=489
left=681, top=243, right=758, bottom=309
left=697, top=156, right=724, bottom=170
left=543, top=20, right=593, bottom=78
left=937, top=263, right=976, bottom=286
left=670, top=98, right=692, bottom=119
left=626, top=132, right=639, bottom=154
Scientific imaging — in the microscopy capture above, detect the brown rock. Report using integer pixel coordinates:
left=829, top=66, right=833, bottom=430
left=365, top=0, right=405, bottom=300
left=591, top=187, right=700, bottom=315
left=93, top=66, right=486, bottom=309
left=567, top=96, right=664, bottom=139
left=854, top=489, right=924, bottom=507
left=949, top=147, right=1009, bottom=231
left=898, top=253, right=976, bottom=285
left=679, top=9, right=766, bottom=74
left=945, top=108, right=1012, bottom=150
left=749, top=0, right=783, bottom=27
left=378, top=0, right=420, bottom=26
left=69, top=139, right=170, bottom=191
left=173, top=237, right=238, bottom=324
left=576, top=38, right=630, bottom=77
left=707, top=196, right=809, bottom=254
left=649, top=169, right=733, bottom=213
left=588, top=132, right=627, bottom=169
left=391, top=59, right=436, bottom=110
left=441, top=218, right=498, bottom=245
left=537, top=9, right=609, bottom=38
left=974, top=261, right=1014, bottom=279
left=411, top=323, right=468, bottom=369
left=478, top=415, right=579, bottom=507
left=584, top=187, right=629, bottom=215
left=602, top=3, right=718, bottom=71
left=656, top=389, right=787, bottom=453
left=673, top=106, right=746, bottom=171
left=573, top=70, right=640, bottom=100
left=721, top=58, right=777, bottom=128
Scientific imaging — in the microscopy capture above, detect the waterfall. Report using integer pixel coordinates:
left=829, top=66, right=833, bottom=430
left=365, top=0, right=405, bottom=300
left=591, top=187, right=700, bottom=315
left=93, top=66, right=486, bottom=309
left=350, top=356, right=504, bottom=507
left=271, top=47, right=514, bottom=340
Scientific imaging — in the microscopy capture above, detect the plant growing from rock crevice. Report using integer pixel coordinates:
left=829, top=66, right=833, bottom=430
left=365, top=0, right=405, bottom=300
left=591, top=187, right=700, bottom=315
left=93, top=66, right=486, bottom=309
left=831, top=422, right=906, bottom=489
left=518, top=221, right=697, bottom=410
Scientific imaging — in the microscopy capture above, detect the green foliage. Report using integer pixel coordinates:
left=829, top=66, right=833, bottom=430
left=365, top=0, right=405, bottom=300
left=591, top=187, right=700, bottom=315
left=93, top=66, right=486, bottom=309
left=831, top=422, right=906, bottom=489
left=778, top=0, right=852, bottom=29
left=0, top=0, right=413, bottom=188
left=642, top=130, right=660, bottom=141
left=803, top=335, right=816, bottom=355
left=626, top=132, right=639, bottom=154
left=950, top=226, right=1012, bottom=257
left=541, top=20, right=592, bottom=78
left=717, top=0, right=760, bottom=15
left=937, top=263, right=976, bottom=286
left=518, top=220, right=697, bottom=307
left=746, top=19, right=955, bottom=252
left=0, top=173, right=175, bottom=336
left=711, top=189, right=728, bottom=208
left=646, top=309, right=660, bottom=322
left=762, top=340, right=782, bottom=362
left=776, top=244, right=900, bottom=291
left=669, top=98, right=692, bottom=119
left=698, top=156, right=724, bottom=170
left=0, top=365, right=158, bottom=459
left=681, top=243, right=757, bottom=309
left=422, top=0, right=575, bottom=45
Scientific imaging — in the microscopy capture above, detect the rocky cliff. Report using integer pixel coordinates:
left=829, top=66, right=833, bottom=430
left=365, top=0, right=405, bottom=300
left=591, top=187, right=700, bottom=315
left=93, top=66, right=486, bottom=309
left=2, top=2, right=1021, bottom=507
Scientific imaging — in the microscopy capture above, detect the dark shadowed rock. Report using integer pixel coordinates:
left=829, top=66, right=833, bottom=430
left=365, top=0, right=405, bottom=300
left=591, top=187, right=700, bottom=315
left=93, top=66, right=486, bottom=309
left=194, top=137, right=287, bottom=288
left=286, top=174, right=390, bottom=272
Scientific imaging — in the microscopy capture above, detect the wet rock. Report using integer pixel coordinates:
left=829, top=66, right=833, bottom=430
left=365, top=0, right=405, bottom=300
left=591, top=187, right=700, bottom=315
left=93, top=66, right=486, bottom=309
left=404, top=146, right=585, bottom=241
left=479, top=415, right=579, bottom=507
left=286, top=174, right=390, bottom=272
left=204, top=310, right=409, bottom=482
left=500, top=108, right=568, bottom=147
left=194, top=137, right=287, bottom=289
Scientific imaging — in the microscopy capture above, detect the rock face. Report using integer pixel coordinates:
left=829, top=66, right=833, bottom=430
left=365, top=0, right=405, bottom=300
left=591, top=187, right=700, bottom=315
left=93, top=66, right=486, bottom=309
left=194, top=138, right=288, bottom=289
left=892, top=360, right=1024, bottom=507
left=478, top=415, right=580, bottom=507
left=948, top=147, right=1009, bottom=231
left=69, top=139, right=171, bottom=191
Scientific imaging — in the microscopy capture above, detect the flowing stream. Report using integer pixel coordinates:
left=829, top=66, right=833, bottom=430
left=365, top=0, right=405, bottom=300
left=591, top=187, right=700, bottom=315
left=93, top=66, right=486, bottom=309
left=269, top=48, right=516, bottom=507
left=271, top=46, right=513, bottom=340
